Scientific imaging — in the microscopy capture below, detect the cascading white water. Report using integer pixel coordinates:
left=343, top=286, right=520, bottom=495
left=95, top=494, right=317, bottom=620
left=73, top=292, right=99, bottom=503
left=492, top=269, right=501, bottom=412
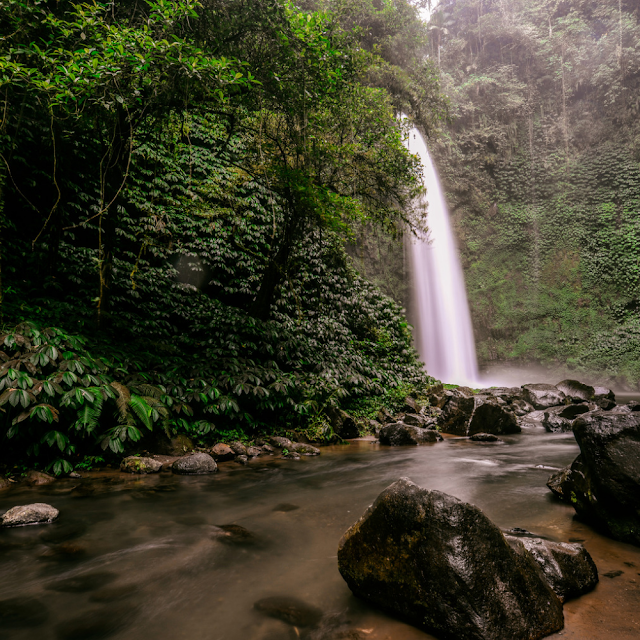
left=405, top=126, right=480, bottom=386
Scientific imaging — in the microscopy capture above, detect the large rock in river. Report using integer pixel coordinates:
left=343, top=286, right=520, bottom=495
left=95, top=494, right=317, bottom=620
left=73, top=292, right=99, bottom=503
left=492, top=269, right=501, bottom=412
left=467, top=397, right=520, bottom=436
left=338, top=478, right=564, bottom=640
left=555, top=380, right=594, bottom=403
left=564, top=411, right=640, bottom=545
left=378, top=423, right=441, bottom=446
left=522, top=384, right=566, bottom=410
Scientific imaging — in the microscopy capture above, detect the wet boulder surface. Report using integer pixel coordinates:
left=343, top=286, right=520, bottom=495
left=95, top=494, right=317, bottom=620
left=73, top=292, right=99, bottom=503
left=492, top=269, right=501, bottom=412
left=120, top=456, right=162, bottom=474
left=467, top=397, right=520, bottom=436
left=522, top=384, right=566, bottom=410
left=378, top=423, right=441, bottom=446
left=338, top=478, right=564, bottom=640
left=171, top=453, right=217, bottom=475
left=504, top=532, right=598, bottom=602
left=1, top=503, right=59, bottom=527
left=566, top=411, right=640, bottom=545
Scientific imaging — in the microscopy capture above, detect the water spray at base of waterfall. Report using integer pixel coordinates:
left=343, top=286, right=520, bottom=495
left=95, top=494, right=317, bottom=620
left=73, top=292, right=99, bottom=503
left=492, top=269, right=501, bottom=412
left=405, top=126, right=480, bottom=387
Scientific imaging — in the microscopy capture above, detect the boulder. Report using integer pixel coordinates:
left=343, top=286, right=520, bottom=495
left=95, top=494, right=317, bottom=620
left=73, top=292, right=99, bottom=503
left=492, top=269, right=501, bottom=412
left=325, top=407, right=359, bottom=439
left=171, top=453, right=217, bottom=475
left=210, top=443, right=235, bottom=461
left=504, top=534, right=598, bottom=602
left=246, top=446, right=262, bottom=458
left=403, top=413, right=426, bottom=427
left=235, top=455, right=248, bottom=465
left=427, top=382, right=447, bottom=409
left=403, top=396, right=422, bottom=414
left=542, top=407, right=574, bottom=433
left=555, top=380, right=594, bottom=404
left=281, top=451, right=301, bottom=460
left=229, top=441, right=247, bottom=456
left=467, top=397, right=520, bottom=436
left=522, top=384, right=566, bottom=410
left=469, top=433, right=501, bottom=442
left=120, top=456, right=162, bottom=474
left=1, top=503, right=59, bottom=527
left=565, top=411, right=640, bottom=545
left=546, top=464, right=576, bottom=502
left=378, top=423, right=442, bottom=446
left=269, top=436, right=294, bottom=449
left=438, top=387, right=476, bottom=435
left=24, top=470, right=56, bottom=486
left=376, top=407, right=395, bottom=424
left=262, top=444, right=275, bottom=454
left=510, top=398, right=536, bottom=416
left=290, top=442, right=321, bottom=456
left=338, top=479, right=564, bottom=640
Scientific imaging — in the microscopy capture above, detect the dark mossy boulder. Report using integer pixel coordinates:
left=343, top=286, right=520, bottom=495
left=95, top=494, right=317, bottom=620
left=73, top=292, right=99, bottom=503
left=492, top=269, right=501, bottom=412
left=438, top=387, right=476, bottom=435
left=541, top=405, right=591, bottom=433
left=325, top=407, right=360, bottom=439
left=467, top=397, right=520, bottom=436
left=593, top=386, right=616, bottom=410
left=555, top=380, right=594, bottom=404
left=565, top=411, right=640, bottom=545
left=378, top=423, right=441, bottom=446
left=505, top=533, right=598, bottom=603
left=290, top=442, right=320, bottom=456
left=338, top=478, right=564, bottom=640
left=522, top=384, right=566, bottom=410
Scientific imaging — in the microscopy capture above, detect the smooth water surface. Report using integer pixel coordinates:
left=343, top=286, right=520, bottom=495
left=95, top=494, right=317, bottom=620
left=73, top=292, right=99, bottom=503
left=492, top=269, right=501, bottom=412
left=1, top=429, right=639, bottom=640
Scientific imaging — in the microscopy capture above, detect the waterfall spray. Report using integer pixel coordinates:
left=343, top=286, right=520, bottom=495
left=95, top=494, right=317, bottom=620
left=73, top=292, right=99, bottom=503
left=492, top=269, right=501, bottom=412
left=405, top=126, right=480, bottom=386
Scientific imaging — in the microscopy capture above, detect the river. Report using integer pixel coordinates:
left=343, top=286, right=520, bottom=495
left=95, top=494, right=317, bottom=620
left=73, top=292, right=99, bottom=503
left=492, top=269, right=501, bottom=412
left=1, top=426, right=639, bottom=640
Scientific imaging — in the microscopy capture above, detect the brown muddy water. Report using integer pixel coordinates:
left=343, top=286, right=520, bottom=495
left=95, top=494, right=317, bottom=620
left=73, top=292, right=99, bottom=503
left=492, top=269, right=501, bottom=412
left=1, top=427, right=639, bottom=640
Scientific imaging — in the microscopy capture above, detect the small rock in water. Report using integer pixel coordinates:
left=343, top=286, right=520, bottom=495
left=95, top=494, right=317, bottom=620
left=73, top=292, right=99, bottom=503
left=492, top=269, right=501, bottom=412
left=46, top=571, right=118, bottom=593
left=211, top=524, right=260, bottom=547
left=172, top=452, right=217, bottom=475
left=469, top=432, right=501, bottom=442
left=522, top=384, right=566, bottom=409
left=210, top=443, right=235, bottom=461
left=120, top=456, right=162, bottom=474
left=246, top=446, right=262, bottom=457
left=269, top=436, right=294, bottom=449
left=1, top=503, right=59, bottom=527
left=262, top=444, right=275, bottom=453
left=0, top=596, right=49, bottom=628
left=254, top=596, right=323, bottom=628
left=24, top=470, right=56, bottom=486
left=603, top=570, right=624, bottom=578
left=281, top=450, right=301, bottom=460
left=230, top=441, right=248, bottom=456
left=290, top=442, right=321, bottom=456
left=273, top=503, right=300, bottom=512
left=235, top=455, right=249, bottom=465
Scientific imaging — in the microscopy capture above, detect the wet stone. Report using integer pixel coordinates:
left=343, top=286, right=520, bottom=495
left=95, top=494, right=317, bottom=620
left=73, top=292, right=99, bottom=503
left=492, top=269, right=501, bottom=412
left=269, top=436, right=294, bottom=449
left=246, top=446, right=262, bottom=457
left=1, top=503, right=59, bottom=527
left=47, top=571, right=118, bottom=593
left=469, top=432, right=501, bottom=442
left=24, top=470, right=56, bottom=486
left=230, top=441, right=248, bottom=456
left=236, top=455, right=249, bottom=465
left=172, top=452, right=217, bottom=475
left=210, top=443, right=235, bottom=461
left=0, top=596, right=48, bottom=628
left=290, top=442, right=321, bottom=456
left=211, top=524, right=261, bottom=547
left=120, top=456, right=162, bottom=474
left=281, top=451, right=301, bottom=460
left=254, top=596, right=323, bottom=628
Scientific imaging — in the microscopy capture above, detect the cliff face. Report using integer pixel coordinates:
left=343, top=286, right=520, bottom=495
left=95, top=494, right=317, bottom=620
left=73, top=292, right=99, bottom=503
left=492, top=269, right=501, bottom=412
left=431, top=0, right=640, bottom=385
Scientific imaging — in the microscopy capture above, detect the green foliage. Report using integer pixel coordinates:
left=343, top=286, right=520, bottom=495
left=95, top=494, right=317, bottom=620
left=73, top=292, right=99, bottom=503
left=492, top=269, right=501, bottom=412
left=430, top=0, right=640, bottom=386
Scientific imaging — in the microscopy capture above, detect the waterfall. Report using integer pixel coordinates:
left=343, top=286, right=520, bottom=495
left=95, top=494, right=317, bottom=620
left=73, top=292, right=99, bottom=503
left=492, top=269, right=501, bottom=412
left=405, top=126, right=480, bottom=386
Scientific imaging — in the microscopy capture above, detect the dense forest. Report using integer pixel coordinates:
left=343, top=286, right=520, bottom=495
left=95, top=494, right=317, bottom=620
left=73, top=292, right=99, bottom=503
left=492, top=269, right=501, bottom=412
left=429, top=0, right=640, bottom=385
left=0, top=0, right=448, bottom=474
